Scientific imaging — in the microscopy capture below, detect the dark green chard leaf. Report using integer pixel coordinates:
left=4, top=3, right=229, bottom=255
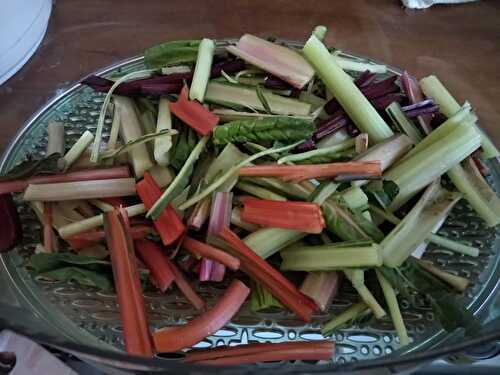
left=170, top=126, right=198, bottom=171
left=30, top=253, right=113, bottom=291
left=0, top=153, right=63, bottom=182
left=144, top=40, right=201, bottom=68
left=366, top=180, right=400, bottom=208
left=379, top=258, right=479, bottom=334
left=212, top=117, right=314, bottom=145
left=38, top=267, right=114, bottom=291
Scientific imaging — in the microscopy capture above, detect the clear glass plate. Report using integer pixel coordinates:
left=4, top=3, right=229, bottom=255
left=0, top=39, right=498, bottom=371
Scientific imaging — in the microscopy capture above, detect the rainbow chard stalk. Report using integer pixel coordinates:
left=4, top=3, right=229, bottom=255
left=281, top=241, right=382, bottom=271
left=344, top=269, right=386, bottom=319
left=303, top=34, right=393, bottom=143
left=381, top=180, right=462, bottom=268
left=243, top=227, right=306, bottom=259
left=420, top=75, right=499, bottom=159
left=300, top=271, right=340, bottom=312
left=226, top=34, right=315, bottom=89
left=189, top=38, right=215, bottom=102
left=380, top=104, right=481, bottom=210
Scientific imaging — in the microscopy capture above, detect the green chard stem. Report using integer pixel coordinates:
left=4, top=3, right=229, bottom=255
left=189, top=38, right=215, bottom=103
left=236, top=181, right=287, bottom=201
left=381, top=105, right=481, bottom=210
left=277, top=138, right=355, bottom=164
left=344, top=269, right=386, bottom=319
left=243, top=227, right=306, bottom=259
left=147, top=136, right=209, bottom=219
left=420, top=75, right=499, bottom=159
left=280, top=242, right=382, bottom=271
left=313, top=25, right=328, bottom=41
left=375, top=270, right=410, bottom=347
left=381, top=181, right=462, bottom=268
left=386, top=102, right=423, bottom=143
left=62, top=130, right=94, bottom=170
left=321, top=301, right=369, bottom=336
left=154, top=98, right=173, bottom=166
left=303, top=34, right=393, bottom=143
left=369, top=204, right=479, bottom=257
left=205, top=82, right=311, bottom=116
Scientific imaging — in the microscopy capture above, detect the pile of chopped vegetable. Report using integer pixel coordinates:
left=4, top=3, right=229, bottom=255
left=1, top=26, right=497, bottom=363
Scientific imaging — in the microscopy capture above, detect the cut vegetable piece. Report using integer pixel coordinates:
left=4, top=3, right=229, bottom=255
left=344, top=269, right=386, bottom=319
left=354, top=134, right=413, bottom=178
left=239, top=161, right=381, bottom=182
left=187, top=197, right=211, bottom=230
left=170, top=86, right=219, bottom=135
left=278, top=138, right=355, bottom=164
left=375, top=270, right=409, bottom=346
left=184, top=341, right=334, bottom=365
left=23, top=178, right=136, bottom=201
left=243, top=227, right=306, bottom=259
left=212, top=117, right=314, bottom=145
left=153, top=279, right=249, bottom=352
left=322, top=301, right=369, bottom=336
left=62, top=130, right=94, bottom=170
left=236, top=181, right=286, bottom=201
left=219, top=227, right=317, bottom=321
left=213, top=108, right=313, bottom=123
left=340, top=186, right=369, bottom=210
left=58, top=203, right=145, bottom=239
left=0, top=166, right=130, bottom=194
left=416, top=259, right=469, bottom=292
left=381, top=109, right=481, bottom=210
left=114, top=96, right=154, bottom=178
left=46, top=121, right=65, bottom=156
left=205, top=82, right=311, bottom=116
left=420, top=75, right=499, bottom=159
left=303, top=35, right=393, bottom=143
left=333, top=55, right=387, bottom=74
left=250, top=283, right=282, bottom=312
left=144, top=39, right=201, bottom=68
left=382, top=181, right=462, bottom=267
left=231, top=207, right=259, bottom=231
left=135, top=239, right=175, bottom=292
left=207, top=192, right=233, bottom=238
left=166, top=257, right=205, bottom=311
left=103, top=209, right=153, bottom=357
left=137, top=172, right=185, bottom=246
left=148, top=165, right=175, bottom=188
left=300, top=271, right=339, bottom=312
left=400, top=71, right=433, bottom=135
left=281, top=242, right=382, bottom=271
left=313, top=25, right=328, bottom=41
left=355, top=133, right=369, bottom=154
left=385, top=102, right=423, bottom=143
left=99, top=129, right=178, bottom=161
left=154, top=98, right=173, bottom=166
left=241, top=198, right=325, bottom=234
left=189, top=38, right=215, bottom=102
left=68, top=225, right=153, bottom=249
left=182, top=237, right=239, bottom=271
left=147, top=136, right=208, bottom=219
left=226, top=34, right=314, bottom=89
left=43, top=203, right=54, bottom=253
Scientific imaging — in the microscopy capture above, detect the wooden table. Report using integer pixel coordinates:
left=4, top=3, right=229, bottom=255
left=0, top=0, right=499, bottom=153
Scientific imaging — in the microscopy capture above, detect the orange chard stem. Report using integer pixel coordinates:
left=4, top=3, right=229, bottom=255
left=135, top=239, right=175, bottom=292
left=153, top=279, right=249, bottom=353
left=103, top=209, right=153, bottom=357
left=182, top=236, right=240, bottom=271
left=136, top=172, right=185, bottom=246
left=239, top=161, right=381, bottom=182
left=241, top=197, right=325, bottom=233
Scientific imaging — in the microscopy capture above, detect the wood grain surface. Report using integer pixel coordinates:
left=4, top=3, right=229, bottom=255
left=0, top=0, right=499, bottom=153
